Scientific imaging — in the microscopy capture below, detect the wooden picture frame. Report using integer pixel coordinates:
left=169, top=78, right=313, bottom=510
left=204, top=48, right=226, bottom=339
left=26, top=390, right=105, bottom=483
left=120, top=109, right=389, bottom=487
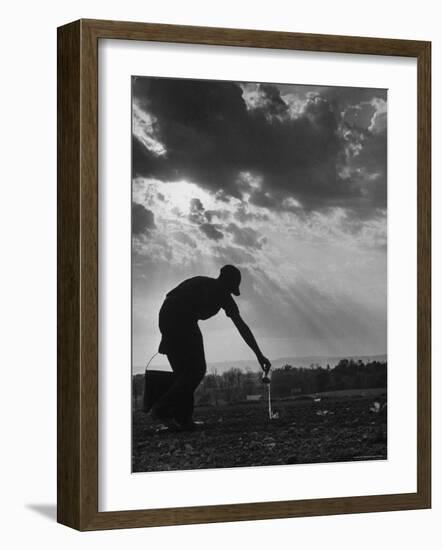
left=57, top=18, right=431, bottom=531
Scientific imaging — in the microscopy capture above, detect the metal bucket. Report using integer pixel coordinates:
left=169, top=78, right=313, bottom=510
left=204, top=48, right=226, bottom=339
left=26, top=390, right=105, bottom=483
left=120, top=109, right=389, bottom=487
left=143, top=369, right=175, bottom=413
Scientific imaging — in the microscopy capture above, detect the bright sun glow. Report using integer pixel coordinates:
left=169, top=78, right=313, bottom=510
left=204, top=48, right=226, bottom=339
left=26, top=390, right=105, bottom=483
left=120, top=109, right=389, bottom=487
left=158, top=180, right=216, bottom=214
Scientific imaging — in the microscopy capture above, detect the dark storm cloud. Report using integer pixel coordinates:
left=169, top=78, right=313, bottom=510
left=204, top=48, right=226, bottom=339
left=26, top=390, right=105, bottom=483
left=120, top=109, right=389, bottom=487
left=132, top=77, right=387, bottom=217
left=276, top=83, right=386, bottom=112
left=132, top=202, right=156, bottom=235
left=259, top=83, right=288, bottom=117
left=234, top=204, right=269, bottom=223
left=205, top=208, right=231, bottom=222
left=188, top=197, right=206, bottom=224
left=199, top=223, right=224, bottom=241
left=173, top=231, right=198, bottom=248
left=342, top=123, right=387, bottom=214
left=226, top=222, right=266, bottom=250
left=188, top=197, right=230, bottom=234
left=342, top=103, right=376, bottom=130
left=322, top=86, right=387, bottom=112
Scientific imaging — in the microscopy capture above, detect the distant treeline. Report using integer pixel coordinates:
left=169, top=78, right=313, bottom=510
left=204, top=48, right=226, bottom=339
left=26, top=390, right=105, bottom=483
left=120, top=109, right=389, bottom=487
left=132, top=358, right=387, bottom=407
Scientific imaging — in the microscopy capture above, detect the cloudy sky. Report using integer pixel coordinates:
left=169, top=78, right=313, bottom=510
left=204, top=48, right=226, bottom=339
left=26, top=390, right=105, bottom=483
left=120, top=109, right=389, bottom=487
left=131, top=76, right=387, bottom=372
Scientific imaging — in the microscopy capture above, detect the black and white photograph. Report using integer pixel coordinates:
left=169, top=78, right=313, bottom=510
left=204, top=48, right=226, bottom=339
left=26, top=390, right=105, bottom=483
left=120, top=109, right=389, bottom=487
left=131, top=75, right=388, bottom=473
left=1, top=0, right=435, bottom=542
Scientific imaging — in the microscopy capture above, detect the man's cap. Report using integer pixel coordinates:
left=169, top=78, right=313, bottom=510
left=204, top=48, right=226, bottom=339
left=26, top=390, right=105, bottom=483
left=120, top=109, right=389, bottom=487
left=219, top=265, right=241, bottom=296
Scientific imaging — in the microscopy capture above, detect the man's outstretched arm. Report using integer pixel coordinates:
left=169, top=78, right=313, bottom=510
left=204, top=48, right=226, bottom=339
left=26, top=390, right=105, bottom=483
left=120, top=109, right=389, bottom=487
left=230, top=312, right=271, bottom=372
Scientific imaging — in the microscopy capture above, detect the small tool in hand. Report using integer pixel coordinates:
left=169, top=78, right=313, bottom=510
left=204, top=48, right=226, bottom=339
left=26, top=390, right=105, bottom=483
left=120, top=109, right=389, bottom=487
left=262, top=364, right=271, bottom=385
left=261, top=365, right=275, bottom=419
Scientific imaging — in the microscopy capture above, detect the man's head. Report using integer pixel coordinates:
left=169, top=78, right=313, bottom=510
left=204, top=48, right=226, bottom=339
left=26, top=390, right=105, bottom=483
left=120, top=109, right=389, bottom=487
left=218, top=265, right=241, bottom=296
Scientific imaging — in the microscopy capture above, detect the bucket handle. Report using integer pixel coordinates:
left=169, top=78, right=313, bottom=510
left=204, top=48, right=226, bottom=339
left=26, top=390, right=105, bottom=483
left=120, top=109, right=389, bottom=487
left=145, top=352, right=159, bottom=373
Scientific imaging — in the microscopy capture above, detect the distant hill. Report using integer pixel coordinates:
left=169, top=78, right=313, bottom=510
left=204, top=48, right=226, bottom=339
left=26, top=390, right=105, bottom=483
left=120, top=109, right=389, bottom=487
left=133, top=353, right=387, bottom=375
left=206, top=354, right=387, bottom=374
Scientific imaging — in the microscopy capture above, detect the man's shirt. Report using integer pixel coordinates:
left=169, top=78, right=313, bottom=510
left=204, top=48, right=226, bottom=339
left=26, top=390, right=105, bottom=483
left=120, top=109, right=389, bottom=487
left=166, top=276, right=239, bottom=321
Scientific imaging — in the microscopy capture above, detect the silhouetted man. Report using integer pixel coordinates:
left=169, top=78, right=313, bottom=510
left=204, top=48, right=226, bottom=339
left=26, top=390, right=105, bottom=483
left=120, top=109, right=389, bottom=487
left=151, top=265, right=271, bottom=430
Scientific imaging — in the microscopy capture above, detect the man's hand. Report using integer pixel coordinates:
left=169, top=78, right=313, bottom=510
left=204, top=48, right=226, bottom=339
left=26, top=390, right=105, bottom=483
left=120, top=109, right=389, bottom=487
left=257, top=354, right=271, bottom=374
